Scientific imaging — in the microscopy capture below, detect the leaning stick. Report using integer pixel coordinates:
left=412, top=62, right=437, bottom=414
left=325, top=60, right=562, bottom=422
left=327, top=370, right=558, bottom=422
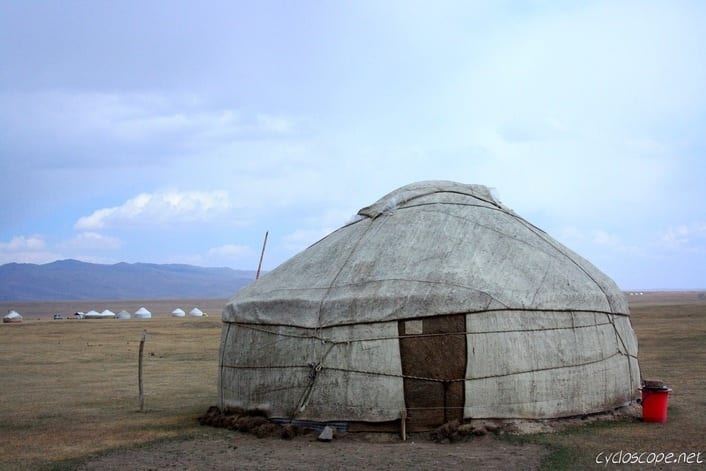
left=256, top=231, right=269, bottom=280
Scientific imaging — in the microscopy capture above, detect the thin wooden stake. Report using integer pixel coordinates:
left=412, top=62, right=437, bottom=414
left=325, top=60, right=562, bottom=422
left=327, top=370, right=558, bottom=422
left=256, top=231, right=269, bottom=280
left=138, top=330, right=146, bottom=412
left=400, top=409, right=407, bottom=441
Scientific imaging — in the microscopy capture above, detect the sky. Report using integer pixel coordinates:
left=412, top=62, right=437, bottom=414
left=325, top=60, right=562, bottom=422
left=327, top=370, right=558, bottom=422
left=1, top=0, right=705, bottom=290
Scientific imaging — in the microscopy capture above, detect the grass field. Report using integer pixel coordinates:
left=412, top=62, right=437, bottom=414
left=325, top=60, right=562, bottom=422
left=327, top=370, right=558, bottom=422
left=0, top=312, right=225, bottom=470
left=0, top=294, right=704, bottom=470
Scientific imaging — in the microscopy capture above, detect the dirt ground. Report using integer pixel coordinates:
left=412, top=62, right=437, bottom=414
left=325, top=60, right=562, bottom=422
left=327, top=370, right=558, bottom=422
left=76, top=432, right=548, bottom=471
left=75, top=406, right=642, bottom=470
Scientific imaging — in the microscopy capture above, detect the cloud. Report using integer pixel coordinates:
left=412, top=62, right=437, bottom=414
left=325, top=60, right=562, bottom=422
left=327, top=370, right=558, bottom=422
left=74, top=190, right=232, bottom=230
left=280, top=227, right=334, bottom=253
left=554, top=225, right=643, bottom=256
left=658, top=222, right=706, bottom=251
left=498, top=117, right=571, bottom=143
left=164, top=244, right=256, bottom=268
left=0, top=235, right=61, bottom=264
left=61, top=232, right=124, bottom=251
left=207, top=244, right=254, bottom=259
left=0, top=91, right=299, bottom=169
left=0, top=235, right=46, bottom=251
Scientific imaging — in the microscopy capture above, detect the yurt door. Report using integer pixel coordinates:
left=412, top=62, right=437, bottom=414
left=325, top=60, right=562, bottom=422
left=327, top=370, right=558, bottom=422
left=398, top=314, right=467, bottom=430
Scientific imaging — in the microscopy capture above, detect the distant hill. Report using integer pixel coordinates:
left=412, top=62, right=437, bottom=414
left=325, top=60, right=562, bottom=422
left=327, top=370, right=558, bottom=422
left=0, top=260, right=258, bottom=301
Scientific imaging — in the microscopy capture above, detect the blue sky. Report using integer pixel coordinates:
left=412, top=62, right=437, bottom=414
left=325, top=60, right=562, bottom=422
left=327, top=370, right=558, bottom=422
left=1, top=1, right=705, bottom=290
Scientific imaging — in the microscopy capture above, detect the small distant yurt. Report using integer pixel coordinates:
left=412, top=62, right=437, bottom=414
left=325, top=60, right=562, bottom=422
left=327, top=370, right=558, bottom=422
left=171, top=308, right=186, bottom=317
left=189, top=307, right=204, bottom=317
left=117, top=310, right=131, bottom=319
left=83, top=310, right=114, bottom=319
left=83, top=310, right=102, bottom=319
left=219, top=181, right=641, bottom=431
left=3, top=310, right=23, bottom=323
left=134, top=307, right=152, bottom=319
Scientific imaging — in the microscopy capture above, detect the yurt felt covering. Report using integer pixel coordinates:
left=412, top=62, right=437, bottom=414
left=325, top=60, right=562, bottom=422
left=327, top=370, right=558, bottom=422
left=219, top=181, right=640, bottom=430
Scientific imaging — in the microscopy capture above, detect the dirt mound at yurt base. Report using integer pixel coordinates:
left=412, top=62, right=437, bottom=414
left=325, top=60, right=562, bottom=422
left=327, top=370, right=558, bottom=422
left=199, top=403, right=642, bottom=442
left=199, top=406, right=311, bottom=440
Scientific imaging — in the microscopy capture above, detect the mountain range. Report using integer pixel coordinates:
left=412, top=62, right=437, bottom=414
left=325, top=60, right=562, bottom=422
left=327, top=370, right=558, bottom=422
left=0, top=259, right=258, bottom=301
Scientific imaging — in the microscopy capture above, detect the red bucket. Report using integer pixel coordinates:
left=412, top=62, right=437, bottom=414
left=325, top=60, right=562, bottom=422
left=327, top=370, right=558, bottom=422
left=641, top=386, right=672, bottom=423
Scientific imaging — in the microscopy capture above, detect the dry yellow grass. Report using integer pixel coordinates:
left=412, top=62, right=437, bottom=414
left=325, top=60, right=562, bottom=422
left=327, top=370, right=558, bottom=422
left=0, top=315, right=224, bottom=469
left=0, top=295, right=704, bottom=470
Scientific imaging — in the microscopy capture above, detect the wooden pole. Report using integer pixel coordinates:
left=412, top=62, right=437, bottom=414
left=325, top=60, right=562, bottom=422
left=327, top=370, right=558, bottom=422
left=138, top=330, right=146, bottom=412
left=256, top=230, right=269, bottom=280
left=400, top=409, right=407, bottom=441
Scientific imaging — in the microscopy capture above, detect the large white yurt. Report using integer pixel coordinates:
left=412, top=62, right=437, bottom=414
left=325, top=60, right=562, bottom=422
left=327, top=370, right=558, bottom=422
left=218, top=181, right=641, bottom=431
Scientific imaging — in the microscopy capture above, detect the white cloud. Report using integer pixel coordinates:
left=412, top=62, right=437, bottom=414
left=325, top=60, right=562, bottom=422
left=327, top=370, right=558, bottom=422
left=207, top=244, right=254, bottom=259
left=658, top=222, right=706, bottom=251
left=166, top=244, right=257, bottom=269
left=280, top=227, right=334, bottom=253
left=74, top=190, right=232, bottom=230
left=0, top=91, right=300, bottom=171
left=61, top=232, right=124, bottom=250
left=0, top=235, right=46, bottom=251
left=255, top=113, right=295, bottom=135
left=0, top=235, right=61, bottom=264
left=554, top=226, right=642, bottom=256
left=590, top=230, right=622, bottom=248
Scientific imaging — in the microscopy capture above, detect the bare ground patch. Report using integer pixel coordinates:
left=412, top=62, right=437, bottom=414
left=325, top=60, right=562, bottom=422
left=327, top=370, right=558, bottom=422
left=76, top=432, right=548, bottom=471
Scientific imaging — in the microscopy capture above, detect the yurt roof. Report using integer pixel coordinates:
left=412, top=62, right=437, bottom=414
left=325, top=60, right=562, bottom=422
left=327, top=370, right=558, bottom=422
left=135, top=307, right=151, bottom=315
left=172, top=308, right=186, bottom=315
left=101, top=309, right=115, bottom=316
left=224, top=180, right=628, bottom=329
left=189, top=307, right=203, bottom=316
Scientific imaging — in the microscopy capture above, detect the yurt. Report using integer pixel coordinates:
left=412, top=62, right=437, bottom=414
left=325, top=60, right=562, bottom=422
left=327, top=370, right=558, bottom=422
left=189, top=307, right=204, bottom=317
left=83, top=310, right=103, bottom=319
left=172, top=308, right=186, bottom=317
left=134, top=307, right=152, bottom=319
left=117, top=310, right=131, bottom=319
left=101, top=309, right=116, bottom=319
left=218, top=181, right=640, bottom=431
left=3, top=310, right=23, bottom=323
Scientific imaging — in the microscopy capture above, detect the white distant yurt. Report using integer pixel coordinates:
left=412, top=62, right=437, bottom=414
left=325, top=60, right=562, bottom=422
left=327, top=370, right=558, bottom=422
left=219, top=181, right=641, bottom=431
left=134, top=307, right=152, bottom=319
left=172, top=308, right=186, bottom=317
left=3, top=310, right=23, bottom=323
left=83, top=310, right=114, bottom=319
left=189, top=307, right=204, bottom=317
left=83, top=310, right=102, bottom=319
left=117, top=310, right=131, bottom=319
